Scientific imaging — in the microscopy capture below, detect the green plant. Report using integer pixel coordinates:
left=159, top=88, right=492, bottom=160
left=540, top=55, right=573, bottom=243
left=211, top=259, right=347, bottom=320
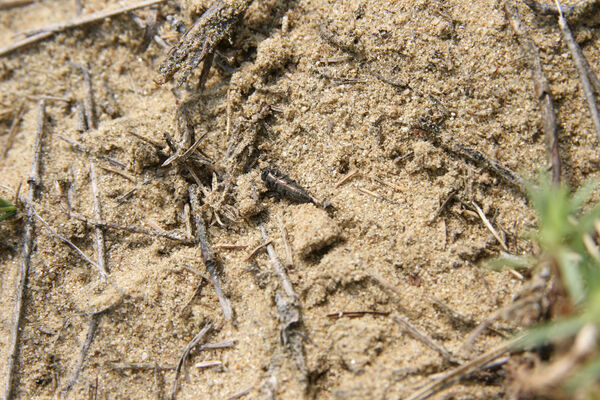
left=511, top=177, right=600, bottom=395
left=0, top=196, right=17, bottom=222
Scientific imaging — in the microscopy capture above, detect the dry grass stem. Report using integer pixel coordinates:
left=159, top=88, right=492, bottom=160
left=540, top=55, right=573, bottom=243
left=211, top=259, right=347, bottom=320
left=171, top=323, right=212, bottom=400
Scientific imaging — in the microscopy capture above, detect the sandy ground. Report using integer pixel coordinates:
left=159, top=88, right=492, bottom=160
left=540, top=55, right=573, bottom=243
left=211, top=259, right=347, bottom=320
left=1, top=0, right=599, bottom=398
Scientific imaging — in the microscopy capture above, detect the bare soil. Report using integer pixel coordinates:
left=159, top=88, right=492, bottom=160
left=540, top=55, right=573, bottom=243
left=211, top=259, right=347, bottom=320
left=1, top=0, right=599, bottom=399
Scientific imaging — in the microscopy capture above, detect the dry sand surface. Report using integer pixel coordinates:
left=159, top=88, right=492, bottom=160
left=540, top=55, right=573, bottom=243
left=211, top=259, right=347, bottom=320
left=1, top=0, right=599, bottom=398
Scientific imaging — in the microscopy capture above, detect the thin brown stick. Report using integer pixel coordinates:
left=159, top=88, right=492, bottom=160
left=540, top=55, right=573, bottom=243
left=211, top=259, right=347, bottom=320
left=66, top=210, right=192, bottom=243
left=555, top=0, right=600, bottom=142
left=334, top=168, right=359, bottom=188
left=260, top=224, right=295, bottom=298
left=213, top=243, right=247, bottom=250
left=244, top=240, right=272, bottom=261
left=225, top=386, right=253, bottom=400
left=392, top=314, right=456, bottom=363
left=0, top=0, right=34, bottom=10
left=405, top=340, right=514, bottom=400
left=4, top=100, right=45, bottom=400
left=171, top=323, right=212, bottom=400
left=0, top=0, right=167, bottom=56
left=1, top=101, right=25, bottom=163
left=505, top=1, right=561, bottom=184
left=188, top=185, right=232, bottom=320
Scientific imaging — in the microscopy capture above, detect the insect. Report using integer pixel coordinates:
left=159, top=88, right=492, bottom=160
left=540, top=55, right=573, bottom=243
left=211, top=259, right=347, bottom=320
left=261, top=168, right=320, bottom=206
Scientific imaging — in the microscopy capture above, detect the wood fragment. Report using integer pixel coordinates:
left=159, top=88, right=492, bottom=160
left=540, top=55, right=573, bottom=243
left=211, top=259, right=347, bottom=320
left=327, top=310, right=390, bottom=318
left=213, top=243, right=247, bottom=250
left=4, top=100, right=45, bottom=400
left=334, top=168, right=359, bottom=188
left=524, top=0, right=600, bottom=20
left=76, top=101, right=87, bottom=132
left=194, top=360, right=221, bottom=369
left=0, top=0, right=34, bottom=9
left=71, top=62, right=97, bottom=130
left=0, top=0, right=167, bottom=57
left=392, top=314, right=456, bottom=363
left=90, top=163, right=107, bottom=274
left=555, top=0, right=600, bottom=143
left=62, top=314, right=100, bottom=393
left=505, top=1, right=561, bottom=183
left=225, top=386, right=252, bottom=400
left=357, top=187, right=402, bottom=205
left=260, top=224, right=295, bottom=298
left=406, top=340, right=515, bottom=400
left=171, top=323, right=212, bottom=400
left=472, top=201, right=509, bottom=252
left=277, top=213, right=293, bottom=268
left=189, top=185, right=232, bottom=320
left=244, top=240, right=272, bottom=261
left=97, top=164, right=136, bottom=182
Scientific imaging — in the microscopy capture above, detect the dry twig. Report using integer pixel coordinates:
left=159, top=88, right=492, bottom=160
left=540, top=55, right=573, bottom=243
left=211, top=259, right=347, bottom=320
left=554, top=0, right=600, bottom=142
left=0, top=0, right=166, bottom=56
left=392, top=314, right=456, bottom=363
left=505, top=1, right=561, bottom=183
left=1, top=101, right=25, bottom=164
left=90, top=163, right=107, bottom=274
left=406, top=340, right=515, bottom=400
left=4, top=100, right=45, bottom=400
left=0, top=0, right=34, bottom=9
left=189, top=185, right=232, bottom=320
left=171, top=323, right=212, bottom=400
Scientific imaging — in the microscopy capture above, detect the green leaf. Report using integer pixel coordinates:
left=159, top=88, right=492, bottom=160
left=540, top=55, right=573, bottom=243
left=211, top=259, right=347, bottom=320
left=0, top=197, right=17, bottom=222
left=513, top=316, right=586, bottom=350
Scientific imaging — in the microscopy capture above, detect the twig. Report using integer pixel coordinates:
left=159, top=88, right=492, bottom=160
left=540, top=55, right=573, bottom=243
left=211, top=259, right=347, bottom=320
left=327, top=310, right=390, bottom=318
left=334, top=168, right=359, bottom=188
left=406, top=340, right=515, bottom=400
left=505, top=1, right=561, bottom=184
left=555, top=0, right=600, bottom=142
left=90, top=163, right=107, bottom=274
left=392, top=314, right=456, bottom=363
left=524, top=0, right=600, bottom=20
left=66, top=211, right=192, bottom=243
left=194, top=360, right=221, bottom=369
left=225, top=386, right=253, bottom=400
left=0, top=0, right=167, bottom=57
left=4, top=100, right=45, bottom=400
left=62, top=314, right=100, bottom=393
left=472, top=201, right=509, bottom=251
left=213, top=243, right=247, bottom=250
left=74, top=63, right=97, bottom=130
left=244, top=240, right=272, bottom=261
left=429, top=189, right=457, bottom=224
left=188, top=185, right=232, bottom=321
left=171, top=323, right=212, bottom=400
left=277, top=213, right=293, bottom=267
left=1, top=101, right=25, bottom=163
left=0, top=0, right=34, bottom=10
left=260, top=224, right=295, bottom=298
left=110, top=363, right=175, bottom=371
left=463, top=293, right=543, bottom=352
